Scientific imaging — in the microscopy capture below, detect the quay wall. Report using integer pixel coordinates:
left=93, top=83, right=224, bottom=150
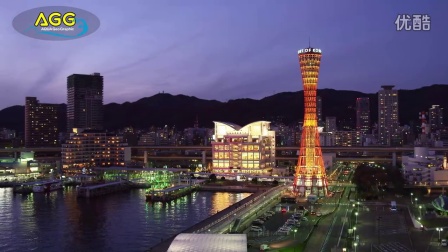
left=77, top=181, right=131, bottom=198
left=198, top=185, right=262, bottom=193
left=148, top=187, right=273, bottom=252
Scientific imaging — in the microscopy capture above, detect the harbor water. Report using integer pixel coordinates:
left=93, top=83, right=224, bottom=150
left=0, top=187, right=250, bottom=252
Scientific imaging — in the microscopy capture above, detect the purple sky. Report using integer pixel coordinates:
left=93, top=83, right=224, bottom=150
left=0, top=0, right=447, bottom=109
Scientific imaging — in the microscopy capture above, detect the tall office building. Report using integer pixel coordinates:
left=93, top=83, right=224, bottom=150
left=317, top=96, right=323, bottom=126
left=429, top=105, right=444, bottom=132
left=25, top=97, right=59, bottom=147
left=325, top=116, right=337, bottom=132
left=67, top=73, right=104, bottom=132
left=356, top=97, right=370, bottom=134
left=378, top=85, right=399, bottom=146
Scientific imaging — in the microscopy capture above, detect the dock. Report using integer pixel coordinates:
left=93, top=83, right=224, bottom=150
left=76, top=181, right=131, bottom=198
left=147, top=189, right=265, bottom=252
left=146, top=184, right=198, bottom=202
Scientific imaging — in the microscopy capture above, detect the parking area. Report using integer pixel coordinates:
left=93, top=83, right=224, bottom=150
left=246, top=203, right=318, bottom=249
left=356, top=204, right=414, bottom=252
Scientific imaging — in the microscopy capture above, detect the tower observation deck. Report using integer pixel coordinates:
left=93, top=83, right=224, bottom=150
left=293, top=47, right=329, bottom=197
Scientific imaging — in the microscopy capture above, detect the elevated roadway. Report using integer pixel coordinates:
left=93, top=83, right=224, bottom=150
left=1, top=146, right=447, bottom=153
left=130, top=156, right=394, bottom=162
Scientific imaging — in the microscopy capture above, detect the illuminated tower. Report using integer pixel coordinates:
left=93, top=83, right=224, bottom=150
left=293, top=47, right=328, bottom=197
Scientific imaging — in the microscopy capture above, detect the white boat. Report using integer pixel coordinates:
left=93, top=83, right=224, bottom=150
left=33, top=180, right=63, bottom=193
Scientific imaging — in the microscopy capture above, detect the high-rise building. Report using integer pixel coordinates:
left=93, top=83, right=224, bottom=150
left=62, top=129, right=127, bottom=174
left=378, top=85, right=399, bottom=146
left=333, top=131, right=362, bottom=146
left=325, top=116, right=337, bottom=132
left=356, top=97, right=370, bottom=134
left=317, top=96, right=323, bottom=126
left=67, top=73, right=104, bottom=132
left=429, top=105, right=444, bottom=132
left=293, top=47, right=328, bottom=197
left=211, top=121, right=275, bottom=175
left=25, top=97, right=59, bottom=147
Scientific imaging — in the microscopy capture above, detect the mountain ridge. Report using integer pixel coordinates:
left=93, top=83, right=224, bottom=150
left=2, top=84, right=447, bottom=133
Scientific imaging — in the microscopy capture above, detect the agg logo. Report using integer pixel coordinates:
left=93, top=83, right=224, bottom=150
left=34, top=12, right=76, bottom=28
left=13, top=6, right=100, bottom=41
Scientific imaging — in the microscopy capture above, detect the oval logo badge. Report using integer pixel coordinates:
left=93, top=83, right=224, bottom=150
left=12, top=6, right=100, bottom=41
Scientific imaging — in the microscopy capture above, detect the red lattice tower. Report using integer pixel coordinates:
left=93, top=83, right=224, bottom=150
left=293, top=47, right=329, bottom=197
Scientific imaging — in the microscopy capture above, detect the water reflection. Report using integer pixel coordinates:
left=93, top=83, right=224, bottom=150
left=0, top=188, right=250, bottom=251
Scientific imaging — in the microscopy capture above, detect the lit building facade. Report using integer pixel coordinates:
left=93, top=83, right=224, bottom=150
left=325, top=116, right=337, bottom=132
left=333, top=131, right=362, bottom=146
left=67, top=73, right=104, bottom=132
left=211, top=121, right=275, bottom=175
left=429, top=105, right=444, bottom=132
left=378, top=85, right=399, bottom=146
left=62, top=129, right=127, bottom=174
left=356, top=97, right=370, bottom=134
left=402, top=147, right=446, bottom=186
left=294, top=47, right=328, bottom=197
left=25, top=97, right=60, bottom=147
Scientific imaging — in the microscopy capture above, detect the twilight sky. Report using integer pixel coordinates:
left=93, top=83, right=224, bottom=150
left=0, top=0, right=447, bottom=109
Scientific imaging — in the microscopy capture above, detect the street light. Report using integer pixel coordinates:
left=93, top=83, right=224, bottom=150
left=354, top=242, right=358, bottom=252
left=411, top=193, right=413, bottom=204
left=353, top=226, right=357, bottom=238
left=437, top=228, right=443, bottom=242
left=357, top=201, right=360, bottom=212
left=355, top=212, right=358, bottom=224
left=419, top=205, right=422, bottom=217
left=294, top=228, right=297, bottom=238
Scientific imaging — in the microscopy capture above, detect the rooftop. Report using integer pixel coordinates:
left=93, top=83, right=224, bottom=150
left=167, top=233, right=247, bottom=252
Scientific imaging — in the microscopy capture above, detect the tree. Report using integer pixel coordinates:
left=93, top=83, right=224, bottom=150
left=272, top=180, right=279, bottom=186
left=221, top=176, right=225, bottom=181
left=209, top=174, right=217, bottom=181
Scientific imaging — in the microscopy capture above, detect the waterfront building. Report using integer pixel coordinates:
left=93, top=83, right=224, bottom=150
left=402, top=147, right=446, bottom=186
left=356, top=97, right=370, bottom=134
left=378, top=85, right=399, bottom=146
left=294, top=46, right=328, bottom=197
left=211, top=121, right=275, bottom=175
left=25, top=97, right=60, bottom=147
left=67, top=73, right=104, bottom=132
left=62, top=128, right=128, bottom=174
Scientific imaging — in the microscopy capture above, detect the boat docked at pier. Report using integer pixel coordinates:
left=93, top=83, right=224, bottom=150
left=32, top=180, right=63, bottom=193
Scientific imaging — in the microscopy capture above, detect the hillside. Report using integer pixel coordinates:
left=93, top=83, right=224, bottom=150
left=1, top=85, right=447, bottom=132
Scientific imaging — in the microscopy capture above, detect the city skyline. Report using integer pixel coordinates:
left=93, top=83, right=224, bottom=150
left=0, top=1, right=447, bottom=109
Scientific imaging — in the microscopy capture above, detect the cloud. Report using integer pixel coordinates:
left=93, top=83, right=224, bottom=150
left=26, top=58, right=68, bottom=95
left=102, top=30, right=207, bottom=75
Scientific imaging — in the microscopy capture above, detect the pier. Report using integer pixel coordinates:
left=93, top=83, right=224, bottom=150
left=148, top=185, right=286, bottom=252
left=76, top=181, right=131, bottom=198
left=146, top=184, right=198, bottom=202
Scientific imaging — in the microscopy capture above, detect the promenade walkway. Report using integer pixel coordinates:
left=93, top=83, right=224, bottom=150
left=148, top=186, right=282, bottom=252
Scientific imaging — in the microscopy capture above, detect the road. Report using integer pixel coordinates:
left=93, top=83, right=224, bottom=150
left=303, top=186, right=351, bottom=252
